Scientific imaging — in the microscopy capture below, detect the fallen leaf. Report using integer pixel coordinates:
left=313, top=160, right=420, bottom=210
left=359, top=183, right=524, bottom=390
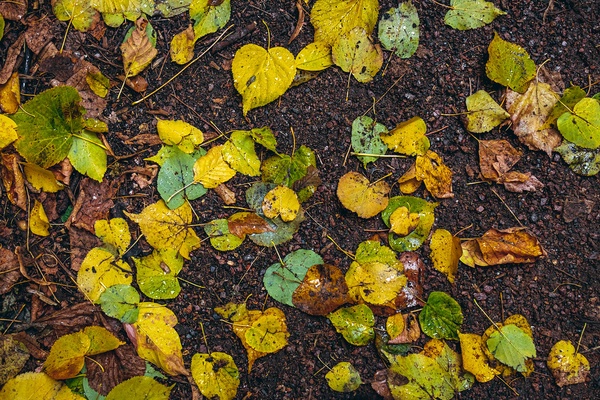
left=459, top=332, right=499, bottom=382
left=430, top=229, right=462, bottom=283
left=482, top=314, right=535, bottom=376
left=311, top=0, right=379, bottom=46
left=445, top=0, right=506, bottom=30
left=157, top=120, right=204, bottom=153
left=0, top=34, right=25, bottom=85
left=0, top=335, right=30, bottom=386
left=94, top=218, right=130, bottom=256
left=134, top=249, right=183, bottom=300
left=77, top=248, right=133, bottom=302
left=170, top=25, right=195, bottom=64
left=68, top=129, right=107, bottom=182
left=29, top=200, right=50, bottom=237
left=67, top=177, right=121, bottom=233
left=193, top=145, right=236, bottom=188
left=555, top=141, right=600, bottom=176
left=388, top=313, right=421, bottom=344
left=0, top=248, right=20, bottom=295
left=328, top=304, right=375, bottom=346
left=380, top=116, right=430, bottom=156
left=464, top=90, right=510, bottom=133
left=387, top=353, right=455, bottom=400
left=499, top=170, right=544, bottom=193
left=486, top=324, right=536, bottom=373
left=232, top=44, right=296, bottom=116
left=222, top=130, right=261, bottom=176
left=1, top=153, right=26, bottom=210
left=397, top=163, right=422, bottom=194
left=120, top=17, right=157, bottom=77
left=506, top=81, right=561, bottom=155
left=292, top=263, right=350, bottom=315
left=460, top=227, right=545, bottom=266
left=262, top=145, right=315, bottom=187
left=389, top=206, right=420, bottom=236
left=562, top=198, right=595, bottom=223
left=157, top=146, right=207, bottom=209
left=486, top=32, right=536, bottom=93
left=295, top=42, right=333, bottom=71
left=227, top=212, right=273, bottom=238
left=382, top=196, right=437, bottom=252
left=262, top=185, right=300, bottom=222
left=544, top=85, right=587, bottom=129
left=332, top=27, right=383, bottom=83
left=386, top=314, right=405, bottom=339
left=125, top=200, right=201, bottom=259
left=415, top=150, right=454, bottom=198
left=105, top=376, right=173, bottom=400
left=557, top=97, right=600, bottom=149
left=0, top=72, right=20, bottom=114
left=53, top=0, right=99, bottom=32
left=23, top=163, right=64, bottom=193
left=98, top=284, right=140, bottom=324
left=204, top=218, right=244, bottom=251
left=345, top=259, right=406, bottom=306
left=337, top=171, right=390, bottom=219
left=0, top=372, right=85, bottom=399
left=244, top=308, right=289, bottom=353
left=351, top=115, right=388, bottom=168
left=0, top=114, right=18, bottom=149
left=214, top=183, right=236, bottom=204
left=326, top=362, right=362, bottom=393
left=378, top=1, right=419, bottom=58
left=547, top=340, right=590, bottom=387
left=478, top=139, right=522, bottom=180
left=396, top=252, right=425, bottom=308
left=190, top=0, right=231, bottom=41
left=419, top=291, right=463, bottom=340
left=191, top=352, right=239, bottom=400
left=85, top=342, right=146, bottom=395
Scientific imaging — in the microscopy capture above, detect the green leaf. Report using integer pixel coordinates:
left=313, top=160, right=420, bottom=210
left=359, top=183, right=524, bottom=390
left=134, top=249, right=183, bottom=300
left=204, top=218, right=244, bottom=251
left=98, top=284, right=140, bottom=323
left=328, top=304, right=375, bottom=346
left=351, top=116, right=388, bottom=168
left=261, top=145, right=316, bottom=187
left=557, top=97, right=600, bottom=149
left=222, top=130, right=261, bottom=176
left=445, top=0, right=506, bottom=30
left=419, top=291, right=463, bottom=340
left=389, top=353, right=455, bottom=400
left=191, top=352, right=239, bottom=400
left=247, top=126, right=279, bottom=154
left=191, top=0, right=231, bottom=40
left=68, top=130, right=107, bottom=182
left=105, top=376, right=172, bottom=400
left=332, top=27, right=383, bottom=83
left=155, top=0, right=192, bottom=17
left=263, top=249, right=324, bottom=307
left=12, top=86, right=84, bottom=168
left=485, top=32, right=536, bottom=93
left=325, top=362, right=362, bottom=392
left=157, top=146, right=207, bottom=209
left=53, top=0, right=98, bottom=32
left=555, top=140, right=600, bottom=176
left=311, top=0, right=379, bottom=47
left=355, top=240, right=398, bottom=266
left=382, top=196, right=437, bottom=252
left=486, top=324, right=536, bottom=372
left=378, top=1, right=419, bottom=58
left=465, top=90, right=510, bottom=133
left=544, top=86, right=587, bottom=129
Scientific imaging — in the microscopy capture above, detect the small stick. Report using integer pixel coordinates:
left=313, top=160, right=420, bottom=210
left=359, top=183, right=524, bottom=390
left=490, top=188, right=524, bottom=227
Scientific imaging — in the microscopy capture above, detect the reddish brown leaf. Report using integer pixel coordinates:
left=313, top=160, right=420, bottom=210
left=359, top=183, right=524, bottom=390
left=388, top=313, right=420, bottom=344
left=292, top=264, right=350, bottom=316
left=66, top=177, right=122, bottom=233
left=228, top=212, right=274, bottom=238
left=395, top=252, right=424, bottom=309
left=478, top=139, right=522, bottom=181
left=0, top=248, right=21, bottom=295
left=87, top=344, right=146, bottom=395
left=371, top=369, right=394, bottom=400
left=0, top=34, right=25, bottom=85
left=563, top=198, right=595, bottom=223
left=462, top=227, right=546, bottom=266
left=0, top=0, right=26, bottom=21
left=69, top=226, right=102, bottom=272
left=214, top=183, right=236, bottom=205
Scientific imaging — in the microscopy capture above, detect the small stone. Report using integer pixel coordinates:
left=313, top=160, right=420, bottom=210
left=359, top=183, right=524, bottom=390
left=473, top=292, right=487, bottom=301
left=476, top=206, right=485, bottom=212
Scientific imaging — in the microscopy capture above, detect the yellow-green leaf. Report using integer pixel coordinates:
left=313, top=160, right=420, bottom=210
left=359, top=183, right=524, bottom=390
left=557, top=97, right=600, bottom=149
left=77, top=248, right=133, bottom=302
left=311, top=0, right=379, bottom=46
left=232, top=44, right=296, bottom=116
left=53, top=0, right=98, bottom=32
left=244, top=308, right=289, bottom=353
left=336, top=171, right=390, bottom=218
left=547, top=340, right=590, bottom=387
left=91, top=0, right=154, bottom=27
left=222, top=130, right=261, bottom=176
left=83, top=326, right=124, bottom=356
left=0, top=372, right=85, bottom=400
left=345, top=260, right=406, bottom=305
left=295, top=42, right=333, bottom=71
left=131, top=302, right=187, bottom=376
left=105, top=376, right=173, bottom=400
left=331, top=27, right=383, bottom=83
left=0, top=115, right=18, bottom=149
left=380, top=116, right=430, bottom=156
left=445, top=0, right=506, bottom=30
left=30, top=200, right=50, bottom=237
left=191, top=352, right=239, bottom=400
left=134, top=249, right=183, bottom=299
left=23, top=163, right=64, bottom=193
left=193, top=145, right=236, bottom=188
left=465, top=90, right=510, bottom=133
left=429, top=228, right=462, bottom=283
left=68, top=130, right=107, bottom=182
left=459, top=332, right=499, bottom=382
left=157, top=119, right=204, bottom=153
left=43, top=331, right=90, bottom=380
left=262, top=185, right=300, bottom=222
left=386, top=314, right=406, bottom=339
left=191, top=0, right=231, bottom=41
left=389, top=206, right=420, bottom=236
left=325, top=362, right=362, bottom=392
left=125, top=200, right=201, bottom=259
left=94, top=218, right=131, bottom=256
left=486, top=32, right=536, bottom=93
left=120, top=17, right=157, bottom=77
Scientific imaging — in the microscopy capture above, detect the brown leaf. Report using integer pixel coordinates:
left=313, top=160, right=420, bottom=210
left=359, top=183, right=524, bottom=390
left=0, top=34, right=25, bottom=85
left=214, top=183, right=236, bottom=205
left=124, top=134, right=163, bottom=146
left=0, top=248, right=21, bottom=295
left=0, top=0, right=26, bottom=21
left=126, top=165, right=158, bottom=189
left=120, top=75, right=149, bottom=93
left=462, top=227, right=546, bottom=266
left=69, top=226, right=102, bottom=272
left=478, top=140, right=522, bottom=180
left=500, top=171, right=544, bottom=193
left=0, top=221, right=13, bottom=238
left=292, top=264, right=350, bottom=316
left=120, top=17, right=158, bottom=77
left=87, top=344, right=146, bottom=395
left=388, top=313, right=420, bottom=344
left=563, top=198, right=595, bottom=223
left=1, top=153, right=27, bottom=211
left=292, top=165, right=322, bottom=194
left=228, top=212, right=273, bottom=238
left=32, top=303, right=101, bottom=337
left=66, top=177, right=122, bottom=233
left=12, top=332, right=48, bottom=360
left=395, top=252, right=425, bottom=309
left=24, top=17, right=56, bottom=54
left=371, top=369, right=394, bottom=400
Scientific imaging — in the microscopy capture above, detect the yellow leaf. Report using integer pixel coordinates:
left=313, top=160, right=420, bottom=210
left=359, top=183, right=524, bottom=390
left=191, top=352, right=240, bottom=400
left=0, top=114, right=18, bottom=150
left=429, top=229, right=462, bottom=283
left=232, top=44, right=296, bottom=116
left=389, top=206, right=420, bottom=236
left=460, top=227, right=545, bottom=266
left=336, top=171, right=390, bottom=218
left=0, top=72, right=20, bottom=114
left=415, top=150, right=454, bottom=198
left=193, top=145, right=236, bottom=188
left=83, top=326, right=124, bottom=356
left=380, top=116, right=430, bottom=156
left=157, top=119, right=204, bottom=153
left=77, top=248, right=133, bottom=302
left=458, top=332, right=499, bottom=383
left=244, top=308, right=289, bottom=353
left=94, top=218, right=131, bottom=256
left=295, top=42, right=333, bottom=71
left=311, top=0, right=379, bottom=46
left=170, top=25, right=195, bottom=65
left=325, top=361, right=362, bottom=392
left=120, top=17, right=157, bottom=76
left=345, top=261, right=406, bottom=305
left=331, top=27, right=383, bottom=83
left=30, top=200, right=50, bottom=237
left=132, top=302, right=187, bottom=376
left=125, top=200, right=201, bottom=259
left=44, top=331, right=90, bottom=380
left=386, top=314, right=405, bottom=338
left=0, top=372, right=85, bottom=400
left=506, top=81, right=561, bottom=156
left=262, top=185, right=300, bottom=222
left=23, top=163, right=64, bottom=193
left=547, top=340, right=590, bottom=387
left=465, top=90, right=510, bottom=133
left=397, top=163, right=422, bottom=194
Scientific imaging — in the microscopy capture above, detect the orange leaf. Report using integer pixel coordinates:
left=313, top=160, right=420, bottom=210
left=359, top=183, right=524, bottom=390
left=292, top=264, right=350, bottom=316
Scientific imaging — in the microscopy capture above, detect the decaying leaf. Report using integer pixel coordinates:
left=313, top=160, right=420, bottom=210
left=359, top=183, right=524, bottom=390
left=430, top=229, right=462, bottom=283
left=486, top=32, right=536, bottom=93
left=555, top=141, right=600, bottom=176
left=445, top=0, right=506, bottom=30
left=232, top=44, right=296, bottom=115
left=228, top=212, right=274, bottom=238
left=204, top=218, right=244, bottom=251
left=0, top=72, right=20, bottom=114
left=419, top=291, right=463, bottom=340
left=120, top=17, right=157, bottom=77
left=464, top=90, right=510, bottom=133
left=191, top=352, right=239, bottom=400
left=396, top=252, right=425, bottom=308
left=460, top=227, right=545, bottom=267
left=378, top=1, right=419, bottom=58
left=415, top=150, right=454, bottom=198
left=325, top=362, right=362, bottom=393
left=388, top=313, right=421, bottom=344
left=337, top=172, right=390, bottom=218
left=0, top=335, right=30, bottom=386
left=332, top=27, right=383, bottom=83
left=53, top=0, right=100, bottom=32
left=0, top=248, right=20, bottom=295
left=311, top=0, right=379, bottom=46
left=328, top=304, right=375, bottom=346
left=345, top=259, right=406, bottom=307
left=291, top=264, right=350, bottom=316
left=351, top=115, right=388, bottom=168
left=389, top=206, right=420, bottom=236
left=547, top=340, right=590, bottom=387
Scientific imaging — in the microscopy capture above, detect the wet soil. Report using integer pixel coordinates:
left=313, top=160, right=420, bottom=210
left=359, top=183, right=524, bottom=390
left=1, top=0, right=599, bottom=399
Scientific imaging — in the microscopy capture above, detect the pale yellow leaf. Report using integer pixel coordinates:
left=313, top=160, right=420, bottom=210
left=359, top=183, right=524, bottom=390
left=262, top=185, right=300, bottom=222
left=0, top=114, right=18, bottom=150
left=193, top=145, right=236, bottom=188
left=415, top=150, right=454, bottom=198
left=381, top=116, right=430, bottom=156
left=157, top=119, right=204, bottom=153
left=311, top=0, right=379, bottom=46
left=295, top=42, right=333, bottom=71
left=389, top=206, right=420, bottom=236
left=331, top=27, right=382, bottom=83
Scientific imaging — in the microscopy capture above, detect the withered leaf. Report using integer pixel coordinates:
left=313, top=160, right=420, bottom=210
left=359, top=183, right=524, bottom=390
left=32, top=303, right=101, bottom=337
left=0, top=0, right=26, bottom=21
left=499, top=171, right=544, bottom=193
left=0, top=34, right=25, bottom=85
left=228, top=212, right=274, bottom=238
left=87, top=344, right=146, bottom=395
left=67, top=177, right=122, bottom=233
left=292, top=264, right=350, bottom=316
left=388, top=313, right=421, bottom=344
left=214, top=183, right=236, bottom=205
left=395, top=252, right=424, bottom=309
left=478, top=140, right=522, bottom=181
left=1, top=153, right=27, bottom=211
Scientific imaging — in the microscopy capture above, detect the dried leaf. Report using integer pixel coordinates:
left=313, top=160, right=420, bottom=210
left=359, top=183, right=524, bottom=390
left=547, top=340, right=590, bottom=387
left=0, top=72, right=20, bottom=114
left=291, top=264, right=350, bottom=316
left=0, top=248, right=20, bottom=295
left=460, top=227, right=545, bottom=266
left=0, top=335, right=30, bottom=386
left=395, top=252, right=424, bottom=308
left=388, top=313, right=421, bottom=344
left=120, top=17, right=157, bottom=77
left=227, top=212, right=274, bottom=238
left=415, top=150, right=454, bottom=198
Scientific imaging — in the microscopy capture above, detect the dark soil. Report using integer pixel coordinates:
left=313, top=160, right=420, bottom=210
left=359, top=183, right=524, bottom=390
left=1, top=1, right=599, bottom=399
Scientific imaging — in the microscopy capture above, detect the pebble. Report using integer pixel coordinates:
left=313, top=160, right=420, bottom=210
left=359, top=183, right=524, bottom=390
left=476, top=206, right=485, bottom=212
left=473, top=292, right=487, bottom=301
left=530, top=213, right=539, bottom=223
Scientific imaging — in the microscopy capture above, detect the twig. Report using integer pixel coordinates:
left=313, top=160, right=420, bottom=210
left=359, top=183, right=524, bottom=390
left=490, top=188, right=524, bottom=227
